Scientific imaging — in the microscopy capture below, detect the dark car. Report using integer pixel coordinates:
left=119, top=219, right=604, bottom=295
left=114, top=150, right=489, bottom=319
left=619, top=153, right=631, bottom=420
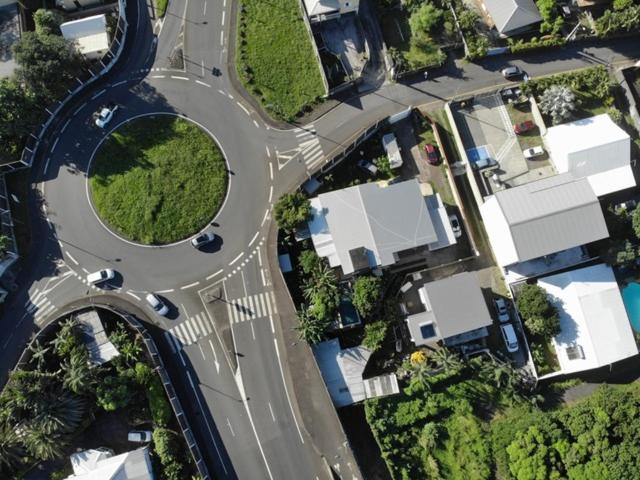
left=514, top=120, right=535, bottom=134
left=191, top=232, right=216, bottom=249
left=501, top=66, right=524, bottom=80
left=424, top=144, right=440, bottom=165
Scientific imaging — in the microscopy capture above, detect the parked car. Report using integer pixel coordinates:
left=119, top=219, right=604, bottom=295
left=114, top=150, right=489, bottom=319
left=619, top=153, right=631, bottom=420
left=191, top=232, right=216, bottom=249
left=424, top=144, right=440, bottom=165
left=614, top=199, right=638, bottom=212
left=473, top=157, right=496, bottom=170
left=128, top=430, right=152, bottom=443
left=514, top=120, right=535, bottom=134
left=523, top=146, right=544, bottom=159
left=494, top=298, right=510, bottom=323
left=448, top=214, right=462, bottom=238
left=146, top=293, right=169, bottom=316
left=501, top=66, right=524, bottom=80
left=500, top=323, right=519, bottom=353
left=87, top=269, right=115, bottom=285
left=357, top=159, right=378, bottom=175
left=95, top=103, right=118, bottom=128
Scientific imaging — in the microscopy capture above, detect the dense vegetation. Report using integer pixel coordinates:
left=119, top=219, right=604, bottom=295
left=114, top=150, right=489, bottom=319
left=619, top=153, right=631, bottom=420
left=236, top=0, right=325, bottom=120
left=90, top=116, right=228, bottom=244
left=595, top=3, right=640, bottom=37
left=274, top=192, right=311, bottom=233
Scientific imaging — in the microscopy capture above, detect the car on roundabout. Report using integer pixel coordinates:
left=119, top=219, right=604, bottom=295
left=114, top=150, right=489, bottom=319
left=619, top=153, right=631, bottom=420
left=145, top=293, right=169, bottom=316
left=95, top=103, right=118, bottom=128
left=87, top=269, right=115, bottom=285
left=191, top=232, right=216, bottom=249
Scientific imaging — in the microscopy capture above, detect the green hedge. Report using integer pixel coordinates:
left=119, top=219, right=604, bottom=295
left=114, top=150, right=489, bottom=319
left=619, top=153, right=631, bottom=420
left=148, top=375, right=172, bottom=427
left=508, top=36, right=566, bottom=54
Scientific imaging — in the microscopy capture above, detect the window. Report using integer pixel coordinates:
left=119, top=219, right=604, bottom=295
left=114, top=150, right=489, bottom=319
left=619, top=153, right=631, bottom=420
left=566, top=345, right=584, bottom=360
left=419, top=323, right=436, bottom=339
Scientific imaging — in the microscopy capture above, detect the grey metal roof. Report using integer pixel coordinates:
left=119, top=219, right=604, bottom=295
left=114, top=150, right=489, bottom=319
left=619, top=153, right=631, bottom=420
left=317, top=179, right=437, bottom=274
left=494, top=173, right=609, bottom=263
left=406, top=272, right=493, bottom=345
left=483, top=0, right=541, bottom=34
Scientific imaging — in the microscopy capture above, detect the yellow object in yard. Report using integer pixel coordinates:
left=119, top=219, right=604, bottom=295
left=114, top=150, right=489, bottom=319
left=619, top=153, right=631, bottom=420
left=410, top=350, right=427, bottom=365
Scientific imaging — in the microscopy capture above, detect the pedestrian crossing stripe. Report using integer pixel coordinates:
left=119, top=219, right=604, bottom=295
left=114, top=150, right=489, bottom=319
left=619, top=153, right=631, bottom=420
left=26, top=288, right=58, bottom=325
left=226, top=291, right=277, bottom=324
left=165, top=311, right=214, bottom=351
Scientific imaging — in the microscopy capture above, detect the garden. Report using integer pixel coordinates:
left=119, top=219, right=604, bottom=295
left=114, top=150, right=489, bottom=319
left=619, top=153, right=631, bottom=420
left=0, top=309, right=195, bottom=479
left=89, top=115, right=228, bottom=245
left=235, top=0, right=326, bottom=121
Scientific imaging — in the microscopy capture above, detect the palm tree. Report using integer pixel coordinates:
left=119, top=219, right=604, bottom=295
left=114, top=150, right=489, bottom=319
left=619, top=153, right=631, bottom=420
left=302, top=263, right=338, bottom=301
left=51, top=317, right=79, bottom=357
left=31, top=391, right=85, bottom=436
left=0, top=423, right=25, bottom=472
left=22, top=427, right=65, bottom=461
left=28, top=340, right=51, bottom=371
left=431, top=348, right=463, bottom=373
left=295, top=307, right=327, bottom=344
left=62, top=351, right=95, bottom=394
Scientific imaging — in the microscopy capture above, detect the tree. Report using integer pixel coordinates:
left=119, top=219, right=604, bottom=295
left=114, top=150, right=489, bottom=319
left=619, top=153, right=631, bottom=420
left=431, top=348, right=463, bottom=373
left=28, top=340, right=51, bottom=371
left=613, top=0, right=634, bottom=11
left=295, top=307, right=328, bottom=344
left=362, top=321, right=387, bottom=351
left=0, top=79, right=39, bottom=164
left=0, top=422, right=25, bottom=472
left=273, top=192, right=310, bottom=233
left=96, top=375, right=132, bottom=411
left=33, top=9, right=63, bottom=36
left=506, top=425, right=565, bottom=480
left=409, top=3, right=444, bottom=36
left=607, top=107, right=624, bottom=126
left=632, top=205, right=640, bottom=240
left=51, top=317, right=81, bottom=359
left=536, top=0, right=564, bottom=34
left=352, top=276, right=381, bottom=318
left=539, top=85, right=576, bottom=125
left=516, top=283, right=560, bottom=338
left=13, top=31, right=84, bottom=102
left=298, top=249, right=322, bottom=275
left=61, top=350, right=95, bottom=395
left=602, top=240, right=639, bottom=268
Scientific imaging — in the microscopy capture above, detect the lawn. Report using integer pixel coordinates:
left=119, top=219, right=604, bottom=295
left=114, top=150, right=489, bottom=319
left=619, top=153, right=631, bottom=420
left=236, top=0, right=326, bottom=121
left=156, top=0, right=168, bottom=17
left=89, top=116, right=227, bottom=245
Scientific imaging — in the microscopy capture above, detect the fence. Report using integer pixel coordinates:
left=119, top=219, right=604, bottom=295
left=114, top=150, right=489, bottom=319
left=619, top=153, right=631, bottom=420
left=12, top=303, right=212, bottom=480
left=6, top=0, right=130, bottom=174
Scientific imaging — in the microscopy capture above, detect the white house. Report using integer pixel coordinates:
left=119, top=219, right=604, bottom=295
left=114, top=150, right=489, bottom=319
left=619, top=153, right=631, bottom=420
left=60, top=14, right=110, bottom=60
left=480, top=0, right=541, bottom=36
left=64, top=447, right=154, bottom=480
left=537, top=264, right=638, bottom=376
left=307, top=179, right=456, bottom=275
left=303, top=0, right=359, bottom=23
left=480, top=173, right=609, bottom=268
left=545, top=114, right=635, bottom=196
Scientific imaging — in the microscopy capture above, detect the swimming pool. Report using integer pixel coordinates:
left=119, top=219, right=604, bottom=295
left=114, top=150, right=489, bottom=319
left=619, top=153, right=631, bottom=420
left=466, top=145, right=491, bottom=164
left=622, top=282, right=640, bottom=332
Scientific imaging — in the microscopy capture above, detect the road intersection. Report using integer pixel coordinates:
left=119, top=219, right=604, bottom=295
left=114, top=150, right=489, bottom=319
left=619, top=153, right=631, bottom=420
left=0, top=0, right=638, bottom=478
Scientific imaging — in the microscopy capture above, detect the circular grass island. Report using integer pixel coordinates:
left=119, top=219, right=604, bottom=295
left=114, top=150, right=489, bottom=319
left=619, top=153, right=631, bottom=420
left=89, top=115, right=228, bottom=245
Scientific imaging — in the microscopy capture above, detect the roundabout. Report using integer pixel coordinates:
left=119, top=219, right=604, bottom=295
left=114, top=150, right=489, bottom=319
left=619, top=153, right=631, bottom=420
left=88, top=114, right=229, bottom=245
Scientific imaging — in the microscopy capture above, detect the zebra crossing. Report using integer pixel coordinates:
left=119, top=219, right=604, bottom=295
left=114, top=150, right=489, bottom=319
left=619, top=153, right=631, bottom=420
left=164, top=311, right=214, bottom=352
left=276, top=125, right=325, bottom=171
left=226, top=291, right=278, bottom=325
left=26, top=288, right=57, bottom=325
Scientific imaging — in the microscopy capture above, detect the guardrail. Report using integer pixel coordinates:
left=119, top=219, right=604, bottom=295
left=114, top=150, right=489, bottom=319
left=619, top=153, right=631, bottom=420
left=6, top=0, right=130, bottom=174
left=12, top=303, right=212, bottom=480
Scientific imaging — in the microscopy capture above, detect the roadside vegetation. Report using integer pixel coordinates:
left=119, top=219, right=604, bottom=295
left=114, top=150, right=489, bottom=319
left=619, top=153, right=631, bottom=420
left=236, top=0, right=325, bottom=121
left=0, top=313, right=194, bottom=479
left=89, top=116, right=228, bottom=245
left=156, top=0, right=169, bottom=17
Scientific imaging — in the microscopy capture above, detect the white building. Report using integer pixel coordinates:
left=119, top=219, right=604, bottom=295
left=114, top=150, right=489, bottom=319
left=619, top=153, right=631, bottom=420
left=60, top=14, right=110, bottom=60
left=303, top=0, right=359, bottom=23
left=65, top=447, right=154, bottom=480
left=545, top=114, right=635, bottom=197
left=537, top=264, right=638, bottom=376
left=480, top=173, right=609, bottom=268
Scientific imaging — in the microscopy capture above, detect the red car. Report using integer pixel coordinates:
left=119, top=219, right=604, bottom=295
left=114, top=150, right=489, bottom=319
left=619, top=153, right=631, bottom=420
left=514, top=120, right=535, bottom=134
left=424, top=143, right=440, bottom=165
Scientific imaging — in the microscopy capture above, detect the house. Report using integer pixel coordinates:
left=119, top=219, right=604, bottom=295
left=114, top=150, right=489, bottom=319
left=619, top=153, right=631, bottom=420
left=307, top=179, right=456, bottom=275
left=405, top=272, right=493, bottom=347
left=56, top=0, right=104, bottom=11
left=60, top=14, right=110, bottom=60
left=64, top=447, right=154, bottom=479
left=537, top=264, right=638, bottom=376
left=480, top=173, right=609, bottom=268
left=544, top=114, right=635, bottom=197
left=303, top=0, right=359, bottom=23
left=313, top=338, right=399, bottom=407
left=480, top=0, right=542, bottom=36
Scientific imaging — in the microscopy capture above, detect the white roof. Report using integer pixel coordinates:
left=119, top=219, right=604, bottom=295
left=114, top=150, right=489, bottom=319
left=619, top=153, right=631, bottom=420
left=303, top=0, right=340, bottom=16
left=483, top=0, right=541, bottom=34
left=545, top=114, right=633, bottom=196
left=538, top=264, right=638, bottom=375
left=60, top=14, right=109, bottom=55
left=65, top=448, right=153, bottom=480
left=382, top=133, right=403, bottom=168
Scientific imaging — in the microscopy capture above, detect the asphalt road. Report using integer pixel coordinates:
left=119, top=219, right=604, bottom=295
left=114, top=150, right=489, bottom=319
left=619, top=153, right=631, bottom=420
left=0, top=0, right=639, bottom=478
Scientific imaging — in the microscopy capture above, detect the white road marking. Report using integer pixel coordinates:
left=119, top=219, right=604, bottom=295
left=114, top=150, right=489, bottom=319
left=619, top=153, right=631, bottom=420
left=269, top=314, right=275, bottom=333
left=201, top=59, right=205, bottom=77
left=269, top=161, right=274, bottom=180
left=156, top=288, right=175, bottom=293
left=221, top=11, right=225, bottom=25
left=268, top=402, right=276, bottom=422
left=268, top=185, right=273, bottom=203
left=257, top=248, right=262, bottom=267
left=43, top=158, right=51, bottom=174
left=220, top=30, right=224, bottom=46
left=250, top=322, right=256, bottom=340
left=198, top=342, right=206, bottom=360
left=260, top=268, right=267, bottom=287
left=60, top=118, right=71, bottom=134
left=206, top=269, right=223, bottom=280
left=81, top=267, right=89, bottom=274
left=229, top=252, right=244, bottom=266
left=65, top=252, right=79, bottom=265
left=226, top=417, right=235, bottom=436
left=203, top=0, right=207, bottom=15
left=180, top=281, right=200, bottom=289
left=218, top=89, right=225, bottom=95
left=265, top=145, right=271, bottom=157
left=248, top=231, right=259, bottom=248
left=73, top=102, right=87, bottom=116
left=273, top=340, right=305, bottom=443
left=208, top=339, right=220, bottom=373
left=126, top=291, right=141, bottom=301
left=261, top=209, right=269, bottom=226
left=51, top=138, right=59, bottom=152
left=171, top=75, right=189, bottom=80
left=91, top=88, right=106, bottom=100
left=112, top=79, right=128, bottom=87
left=237, top=102, right=251, bottom=116
left=270, top=291, right=278, bottom=314
left=195, top=80, right=211, bottom=87
left=253, top=120, right=259, bottom=128
left=151, top=75, right=166, bottom=78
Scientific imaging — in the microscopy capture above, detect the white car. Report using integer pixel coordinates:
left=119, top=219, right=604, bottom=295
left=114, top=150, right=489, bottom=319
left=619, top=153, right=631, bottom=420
left=448, top=214, right=462, bottom=238
left=500, top=323, right=519, bottom=353
left=87, top=269, right=115, bottom=285
left=191, top=232, right=216, bottom=249
left=523, top=146, right=544, bottom=159
left=128, top=430, right=152, bottom=443
left=95, top=103, right=118, bottom=128
left=494, top=298, right=510, bottom=323
left=146, top=293, right=169, bottom=316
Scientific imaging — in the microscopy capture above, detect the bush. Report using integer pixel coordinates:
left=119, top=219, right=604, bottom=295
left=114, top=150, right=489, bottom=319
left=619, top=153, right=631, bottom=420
left=595, top=4, right=640, bottom=37
left=516, top=284, right=560, bottom=339
left=521, top=66, right=613, bottom=105
left=352, top=276, right=382, bottom=318
left=298, top=249, right=322, bottom=275
left=409, top=3, right=444, bottom=35
left=536, top=0, right=564, bottom=35
left=274, top=192, right=311, bottom=233
left=148, top=375, right=172, bottom=427
left=96, top=375, right=132, bottom=411
left=33, top=9, right=63, bottom=36
left=153, top=428, right=185, bottom=480
left=374, top=155, right=393, bottom=179
left=362, top=321, right=388, bottom=351
left=508, top=36, right=566, bottom=54
left=608, top=107, right=624, bottom=126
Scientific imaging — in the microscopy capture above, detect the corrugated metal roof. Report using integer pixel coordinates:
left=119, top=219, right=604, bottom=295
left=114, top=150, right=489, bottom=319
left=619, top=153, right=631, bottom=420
left=483, top=0, right=541, bottom=34
left=494, top=174, right=608, bottom=263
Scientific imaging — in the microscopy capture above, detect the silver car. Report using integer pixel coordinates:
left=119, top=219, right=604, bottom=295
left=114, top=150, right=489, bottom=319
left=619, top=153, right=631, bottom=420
left=191, top=232, right=216, bottom=249
left=146, top=293, right=169, bottom=316
left=95, top=103, right=118, bottom=128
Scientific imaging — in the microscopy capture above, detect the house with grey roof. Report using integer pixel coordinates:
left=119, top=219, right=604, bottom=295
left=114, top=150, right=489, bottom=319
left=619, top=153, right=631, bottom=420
left=405, top=272, right=493, bottom=347
left=65, top=447, right=154, bottom=480
left=480, top=0, right=541, bottom=36
left=307, top=179, right=455, bottom=275
left=480, top=173, right=609, bottom=268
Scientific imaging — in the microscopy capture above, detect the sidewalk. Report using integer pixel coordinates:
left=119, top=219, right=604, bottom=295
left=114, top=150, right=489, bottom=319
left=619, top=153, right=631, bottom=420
left=266, top=221, right=363, bottom=480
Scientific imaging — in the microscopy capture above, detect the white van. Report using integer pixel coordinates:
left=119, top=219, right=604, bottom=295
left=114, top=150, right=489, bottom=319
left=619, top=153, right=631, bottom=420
left=500, top=323, right=519, bottom=353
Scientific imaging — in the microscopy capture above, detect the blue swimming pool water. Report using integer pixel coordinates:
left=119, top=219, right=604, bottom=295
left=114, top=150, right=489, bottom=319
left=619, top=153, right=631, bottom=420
left=622, top=282, right=640, bottom=332
left=466, top=145, right=490, bottom=164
